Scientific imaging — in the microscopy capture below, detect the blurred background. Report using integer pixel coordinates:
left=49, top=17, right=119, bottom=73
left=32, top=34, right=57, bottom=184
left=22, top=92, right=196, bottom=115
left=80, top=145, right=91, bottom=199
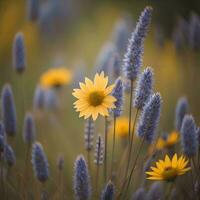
left=0, top=0, right=200, bottom=197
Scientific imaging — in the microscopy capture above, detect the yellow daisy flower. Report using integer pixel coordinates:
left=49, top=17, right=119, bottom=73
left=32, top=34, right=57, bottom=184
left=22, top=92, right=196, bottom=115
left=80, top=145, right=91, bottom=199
left=156, top=131, right=179, bottom=150
left=40, top=67, right=72, bottom=88
left=111, top=117, right=129, bottom=137
left=146, top=154, right=191, bottom=181
left=72, top=71, right=116, bottom=120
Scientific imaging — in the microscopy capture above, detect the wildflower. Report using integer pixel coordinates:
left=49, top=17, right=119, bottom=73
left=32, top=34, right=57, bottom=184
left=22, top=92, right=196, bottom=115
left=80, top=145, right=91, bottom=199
left=40, top=67, right=72, bottom=88
left=72, top=72, right=116, bottom=120
left=101, top=181, right=115, bottom=200
left=57, top=154, right=64, bottom=171
left=132, top=187, right=146, bottom=200
left=146, top=154, right=191, bottom=181
left=4, top=144, right=16, bottom=167
left=111, top=117, right=129, bottom=137
left=123, top=6, right=153, bottom=81
left=84, top=118, right=95, bottom=151
left=146, top=182, right=163, bottom=200
left=1, top=84, right=17, bottom=137
left=94, top=135, right=104, bottom=165
left=73, top=155, right=91, bottom=200
left=112, top=78, right=123, bottom=117
left=156, top=131, right=179, bottom=150
left=33, top=86, right=45, bottom=110
left=180, top=115, right=198, bottom=157
left=32, top=142, right=49, bottom=182
left=134, top=67, right=153, bottom=110
left=27, top=0, right=40, bottom=21
left=137, top=93, right=162, bottom=143
left=12, top=32, right=26, bottom=73
left=175, top=97, right=189, bottom=132
left=23, top=113, right=36, bottom=145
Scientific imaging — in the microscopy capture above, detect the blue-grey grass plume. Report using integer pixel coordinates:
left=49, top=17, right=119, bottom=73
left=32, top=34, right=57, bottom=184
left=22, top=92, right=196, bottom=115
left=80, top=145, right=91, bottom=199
left=94, top=135, right=104, bottom=165
left=32, top=142, right=49, bottom=182
left=23, top=113, right=36, bottom=144
left=1, top=84, right=17, bottom=137
left=84, top=118, right=95, bottom=151
left=101, top=181, right=115, bottom=200
left=175, top=97, right=189, bottom=132
left=73, top=155, right=91, bottom=200
left=137, top=93, right=162, bottom=143
left=12, top=32, right=26, bottom=73
left=123, top=6, right=153, bottom=81
left=181, top=115, right=198, bottom=157
left=134, top=67, right=153, bottom=110
left=4, top=144, right=16, bottom=167
left=112, top=78, right=123, bottom=117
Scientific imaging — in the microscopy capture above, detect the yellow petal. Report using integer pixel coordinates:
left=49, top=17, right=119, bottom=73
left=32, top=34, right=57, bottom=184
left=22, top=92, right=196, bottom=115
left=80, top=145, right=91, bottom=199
left=147, top=177, right=163, bottom=180
left=165, top=155, right=171, bottom=167
left=172, top=154, right=178, bottom=168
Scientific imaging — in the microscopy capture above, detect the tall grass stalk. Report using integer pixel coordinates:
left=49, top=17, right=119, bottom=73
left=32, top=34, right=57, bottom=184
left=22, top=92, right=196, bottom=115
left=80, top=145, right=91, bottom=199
left=128, top=81, right=134, bottom=142
left=0, top=160, right=5, bottom=199
left=95, top=165, right=100, bottom=197
left=110, top=116, right=116, bottom=179
left=123, top=109, right=139, bottom=185
left=104, top=116, right=108, bottom=183
left=117, top=137, right=145, bottom=199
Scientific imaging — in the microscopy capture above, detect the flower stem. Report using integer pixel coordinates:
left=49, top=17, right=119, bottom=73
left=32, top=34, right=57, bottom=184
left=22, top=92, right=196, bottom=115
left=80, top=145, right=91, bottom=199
left=122, top=137, right=145, bottom=199
left=0, top=161, right=5, bottom=199
left=95, top=165, right=100, bottom=197
left=165, top=182, right=174, bottom=200
left=124, top=110, right=139, bottom=182
left=87, top=150, right=91, bottom=172
left=110, top=116, right=116, bottom=179
left=128, top=80, right=134, bottom=142
left=117, top=109, right=138, bottom=198
left=104, top=117, right=108, bottom=183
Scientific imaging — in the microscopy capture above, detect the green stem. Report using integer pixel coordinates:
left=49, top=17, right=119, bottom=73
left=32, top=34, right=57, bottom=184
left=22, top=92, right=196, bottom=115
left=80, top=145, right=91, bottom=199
left=58, top=170, right=63, bottom=200
left=110, top=116, right=116, bottom=179
left=128, top=80, right=134, bottom=142
left=0, top=161, right=5, bottom=199
left=117, top=110, right=139, bottom=198
left=165, top=183, right=174, bottom=200
left=95, top=165, right=100, bottom=197
left=124, top=110, right=139, bottom=182
left=104, top=117, right=108, bottom=183
left=87, top=150, right=91, bottom=173
left=122, top=137, right=145, bottom=199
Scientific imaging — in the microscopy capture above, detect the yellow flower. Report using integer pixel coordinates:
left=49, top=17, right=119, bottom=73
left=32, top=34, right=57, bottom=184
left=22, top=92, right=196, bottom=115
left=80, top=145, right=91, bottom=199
left=146, top=154, right=191, bottom=181
left=72, top=72, right=116, bottom=120
left=156, top=131, right=179, bottom=150
left=112, top=117, right=129, bottom=137
left=40, top=67, right=72, bottom=88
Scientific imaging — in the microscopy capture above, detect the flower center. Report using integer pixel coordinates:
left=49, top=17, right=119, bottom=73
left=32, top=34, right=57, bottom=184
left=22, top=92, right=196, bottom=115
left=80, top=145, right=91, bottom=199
left=162, top=167, right=177, bottom=181
left=89, top=91, right=104, bottom=106
left=53, top=81, right=62, bottom=88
